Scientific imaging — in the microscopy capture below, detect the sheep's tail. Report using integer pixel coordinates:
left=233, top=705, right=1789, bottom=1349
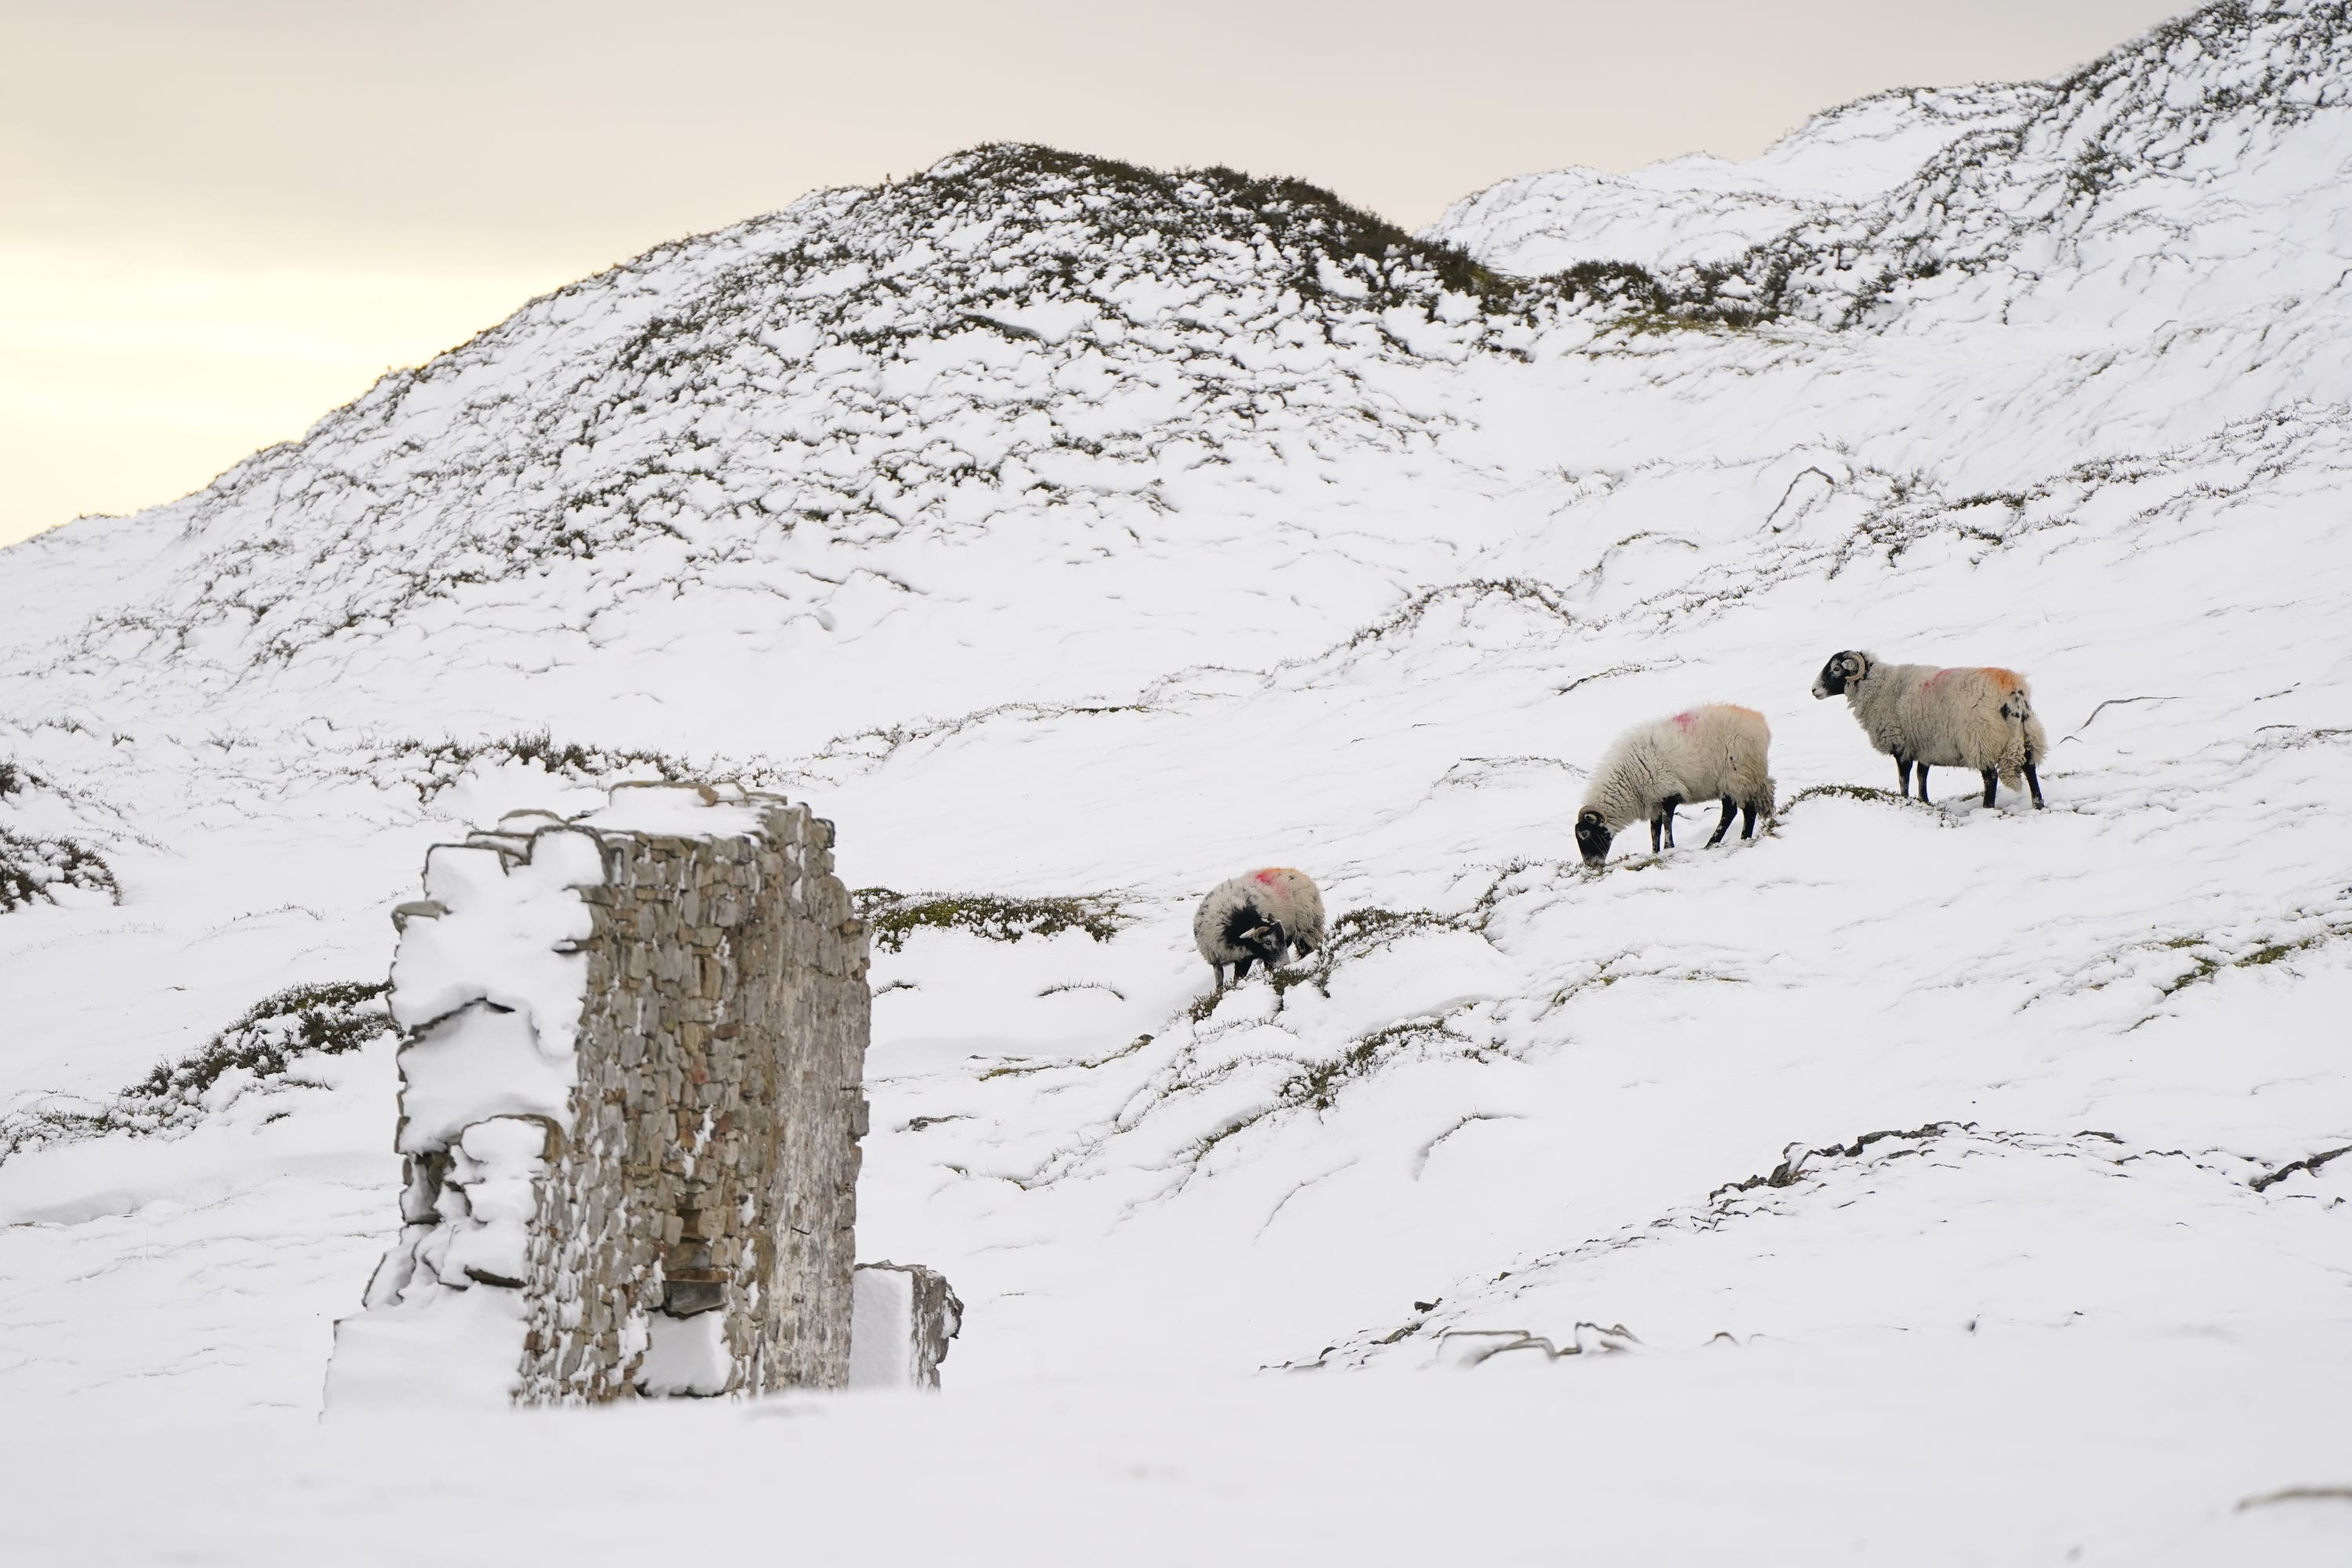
left=1997, top=693, right=2037, bottom=789
left=2016, top=711, right=2049, bottom=789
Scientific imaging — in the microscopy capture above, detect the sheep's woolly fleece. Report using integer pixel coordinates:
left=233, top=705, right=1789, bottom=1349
left=1579, top=703, right=1773, bottom=840
left=4, top=4, right=2352, bottom=1562
left=1192, top=871, right=1292, bottom=977
left=1820, top=654, right=2048, bottom=795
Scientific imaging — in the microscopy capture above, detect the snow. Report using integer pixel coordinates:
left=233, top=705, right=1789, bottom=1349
left=1425, top=83, right=2045, bottom=274
left=329, top=818, right=604, bottom=1408
left=321, top=1113, right=557, bottom=1413
left=3, top=1, right=2352, bottom=1556
left=572, top=781, right=771, bottom=838
left=420, top=1117, right=548, bottom=1290
left=323, top=1260, right=533, bottom=1417
left=635, top=1311, right=732, bottom=1398
left=848, top=1265, right=918, bottom=1389
left=388, top=829, right=601, bottom=1059
left=392, top=1004, right=576, bottom=1155
left=9, top=1345, right=2352, bottom=1563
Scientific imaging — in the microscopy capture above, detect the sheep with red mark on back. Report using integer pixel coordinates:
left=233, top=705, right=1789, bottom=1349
left=1575, top=706, right=1775, bottom=868
left=1192, top=868, right=1326, bottom=990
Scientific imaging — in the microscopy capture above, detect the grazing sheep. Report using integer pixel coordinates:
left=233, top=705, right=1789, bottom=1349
left=1574, top=706, right=1775, bottom=868
left=1811, top=651, right=2047, bottom=808
left=1250, top=867, right=1327, bottom=961
left=1193, top=868, right=1325, bottom=988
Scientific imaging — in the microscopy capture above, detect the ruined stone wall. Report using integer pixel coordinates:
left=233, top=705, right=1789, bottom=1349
left=517, top=793, right=869, bottom=1401
left=330, top=784, right=873, bottom=1409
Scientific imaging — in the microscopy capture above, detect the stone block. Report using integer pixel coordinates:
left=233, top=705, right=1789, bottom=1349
left=848, top=1262, right=964, bottom=1392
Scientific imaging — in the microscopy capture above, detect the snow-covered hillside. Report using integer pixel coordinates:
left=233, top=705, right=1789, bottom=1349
left=3, top=2, right=2350, bottom=1559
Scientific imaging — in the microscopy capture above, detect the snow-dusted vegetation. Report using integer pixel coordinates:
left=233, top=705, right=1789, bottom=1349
left=2, top=2, right=2349, bottom=1559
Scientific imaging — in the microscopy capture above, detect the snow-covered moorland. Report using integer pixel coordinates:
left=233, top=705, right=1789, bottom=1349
left=4, top=1, right=2350, bottom=1559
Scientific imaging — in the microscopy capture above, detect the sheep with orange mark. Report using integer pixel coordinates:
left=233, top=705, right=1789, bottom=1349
left=1811, top=651, right=2047, bottom=808
left=1574, top=705, right=1775, bottom=868
left=1192, top=868, right=1327, bottom=989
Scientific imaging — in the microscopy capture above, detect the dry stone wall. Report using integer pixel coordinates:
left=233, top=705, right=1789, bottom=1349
left=328, top=782, right=875, bottom=1408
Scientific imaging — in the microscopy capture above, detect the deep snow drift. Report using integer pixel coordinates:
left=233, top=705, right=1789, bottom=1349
left=2, top=2, right=2350, bottom=1559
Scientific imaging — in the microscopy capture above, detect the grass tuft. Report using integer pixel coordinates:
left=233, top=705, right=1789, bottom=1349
left=0, top=981, right=393, bottom=1164
left=0, top=826, right=119, bottom=913
left=851, top=888, right=1132, bottom=953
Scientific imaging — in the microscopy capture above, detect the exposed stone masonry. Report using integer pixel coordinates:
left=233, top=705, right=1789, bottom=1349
left=510, top=789, right=871, bottom=1401
left=330, top=783, right=876, bottom=1407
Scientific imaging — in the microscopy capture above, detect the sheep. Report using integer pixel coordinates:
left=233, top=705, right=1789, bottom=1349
left=1574, top=705, right=1775, bottom=868
left=1810, top=650, right=2047, bottom=808
left=1193, top=868, right=1327, bottom=989
left=1252, top=867, right=1327, bottom=960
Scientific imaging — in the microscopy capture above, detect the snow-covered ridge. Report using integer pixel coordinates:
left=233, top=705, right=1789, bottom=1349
left=1426, top=80, right=2045, bottom=274
left=0, top=149, right=1552, bottom=696
left=1436, top=0, right=2352, bottom=329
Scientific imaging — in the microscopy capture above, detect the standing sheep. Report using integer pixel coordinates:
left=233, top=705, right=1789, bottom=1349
left=1574, top=706, right=1775, bottom=868
left=1193, top=868, right=1327, bottom=989
left=1811, top=651, right=2047, bottom=808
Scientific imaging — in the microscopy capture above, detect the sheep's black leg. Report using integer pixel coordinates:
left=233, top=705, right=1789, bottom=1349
left=1896, top=756, right=1913, bottom=797
left=1659, top=795, right=1681, bottom=850
left=1210, top=962, right=1227, bottom=990
left=1740, top=800, right=1759, bottom=839
left=1981, top=768, right=1998, bottom=808
left=2025, top=762, right=2045, bottom=809
left=1707, top=797, right=1737, bottom=847
left=1293, top=936, right=1316, bottom=959
left=1650, top=816, right=1663, bottom=852
left=1234, top=955, right=1254, bottom=982
left=1916, top=767, right=1932, bottom=804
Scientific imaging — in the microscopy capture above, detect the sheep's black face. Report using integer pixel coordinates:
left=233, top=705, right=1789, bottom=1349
left=1240, top=920, right=1290, bottom=966
left=1812, top=651, right=1867, bottom=699
left=1221, top=905, right=1289, bottom=967
left=1575, top=809, right=1613, bottom=868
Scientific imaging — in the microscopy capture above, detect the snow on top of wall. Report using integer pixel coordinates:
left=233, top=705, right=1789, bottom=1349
left=382, top=787, right=793, bottom=1152
left=572, top=783, right=772, bottom=839
left=378, top=785, right=804, bottom=1157
left=389, top=827, right=601, bottom=1058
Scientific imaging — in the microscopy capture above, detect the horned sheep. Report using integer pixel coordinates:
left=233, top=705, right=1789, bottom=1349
left=1574, top=705, right=1776, bottom=868
left=1810, top=651, right=2047, bottom=808
left=1192, top=868, right=1327, bottom=989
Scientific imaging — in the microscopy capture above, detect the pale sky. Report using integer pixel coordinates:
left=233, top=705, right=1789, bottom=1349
left=1, top=0, right=2196, bottom=546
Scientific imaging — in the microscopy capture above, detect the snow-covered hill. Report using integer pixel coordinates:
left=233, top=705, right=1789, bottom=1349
left=4, top=2, right=2350, bottom=1559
